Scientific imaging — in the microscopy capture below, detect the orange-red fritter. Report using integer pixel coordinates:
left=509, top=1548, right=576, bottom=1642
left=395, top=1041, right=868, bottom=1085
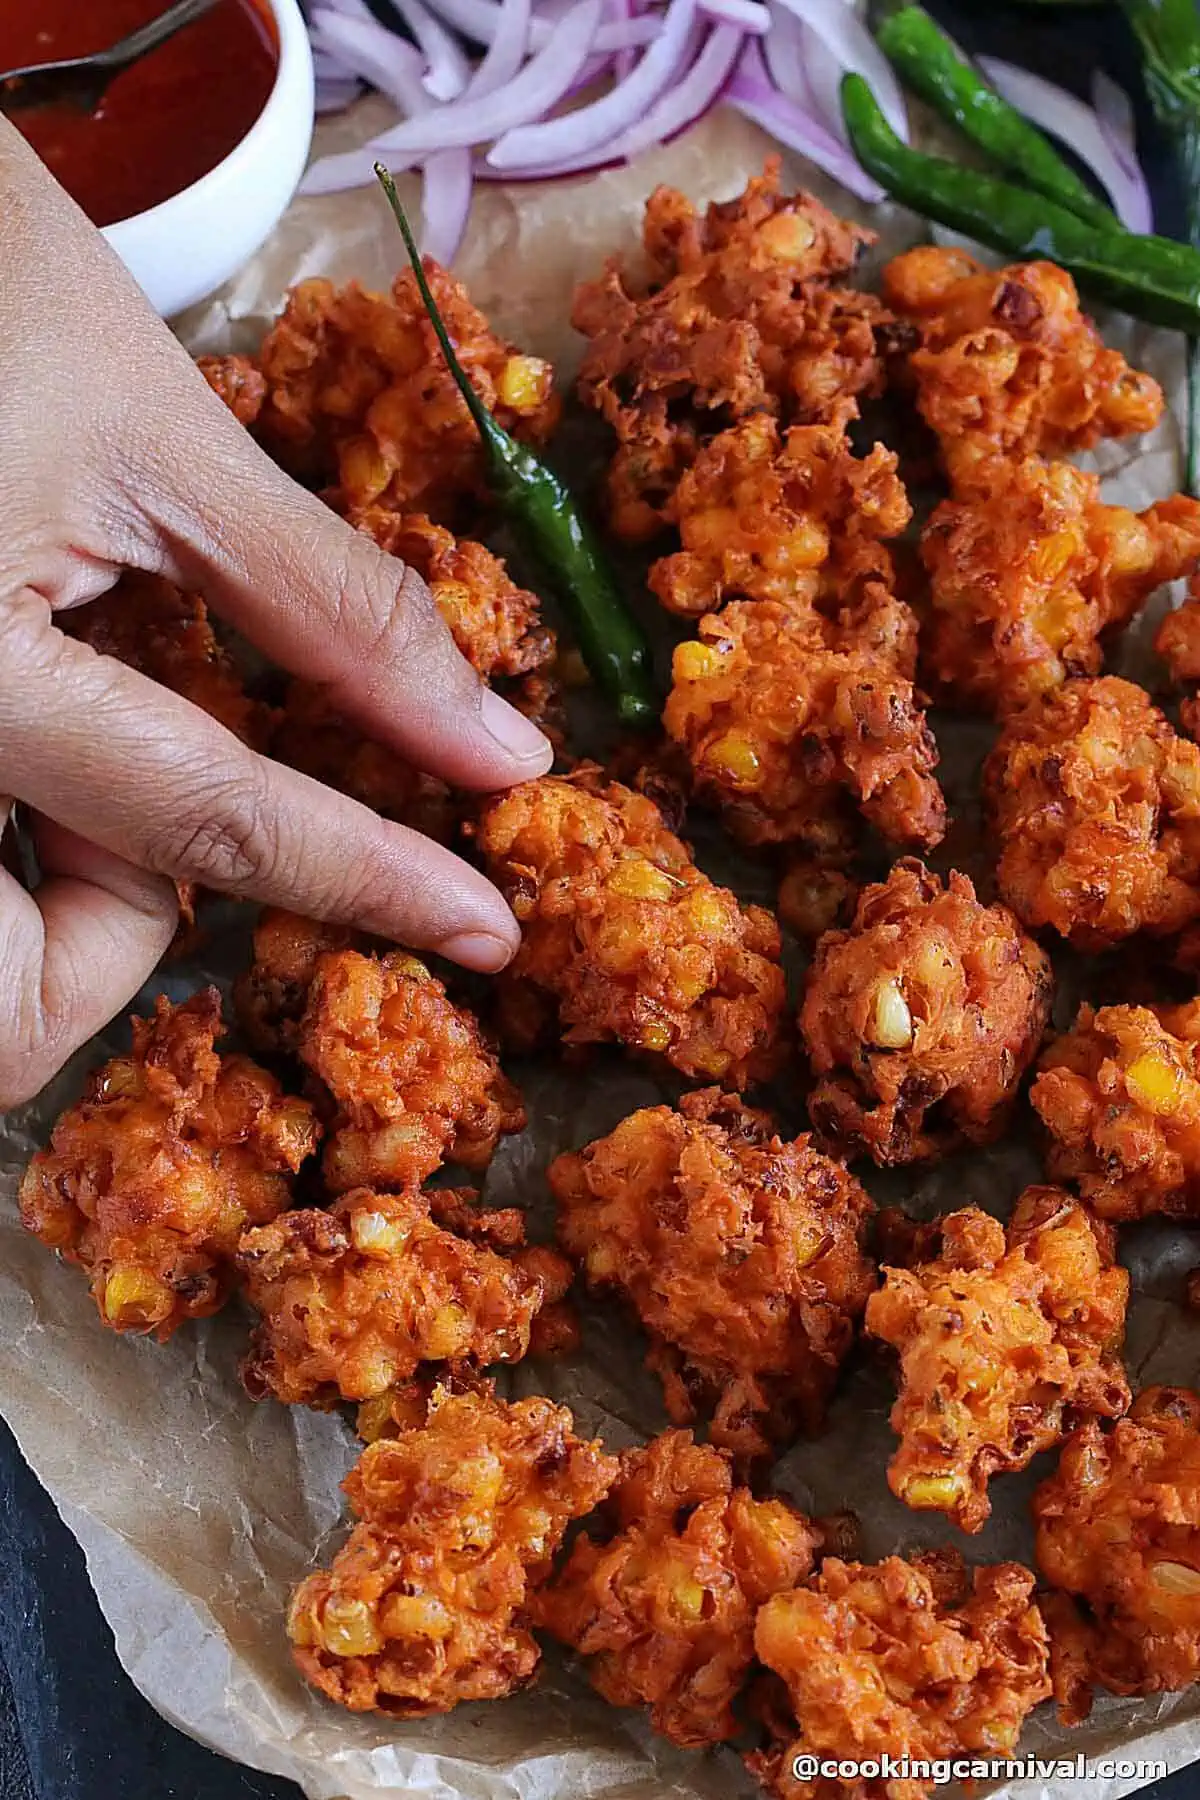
left=234, top=907, right=357, bottom=1057
left=473, top=768, right=787, bottom=1087
left=1033, top=999, right=1200, bottom=1219
left=665, top=592, right=945, bottom=852
left=921, top=458, right=1200, bottom=716
left=551, top=1088, right=875, bottom=1460
left=749, top=1550, right=1051, bottom=1800
left=883, top=246, right=1164, bottom=496
left=647, top=412, right=911, bottom=618
left=800, top=861, right=1052, bottom=1165
left=535, top=1428, right=820, bottom=1746
left=19, top=990, right=318, bottom=1337
left=1156, top=581, right=1200, bottom=740
left=288, top=1382, right=617, bottom=1716
left=299, top=947, right=525, bottom=1192
left=238, top=1185, right=561, bottom=1406
left=199, top=267, right=558, bottom=516
left=573, top=162, right=898, bottom=540
left=983, top=676, right=1200, bottom=949
left=866, top=1190, right=1130, bottom=1532
left=1034, top=1385, right=1200, bottom=1722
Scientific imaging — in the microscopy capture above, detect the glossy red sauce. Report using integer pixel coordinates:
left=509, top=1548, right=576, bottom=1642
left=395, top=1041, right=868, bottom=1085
left=3, top=0, right=279, bottom=227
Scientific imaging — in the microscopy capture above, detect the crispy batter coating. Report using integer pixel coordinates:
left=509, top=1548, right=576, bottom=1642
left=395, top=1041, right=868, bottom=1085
left=269, top=678, right=458, bottom=842
left=345, top=506, right=556, bottom=682
left=551, top=1088, right=875, bottom=1460
left=664, top=593, right=944, bottom=851
left=238, top=1186, right=561, bottom=1405
left=288, top=1383, right=618, bottom=1716
left=203, top=270, right=558, bottom=515
left=573, top=161, right=896, bottom=540
left=883, top=247, right=1164, bottom=496
left=801, top=861, right=1052, bottom=1165
left=749, top=1551, right=1051, bottom=1800
left=1033, top=1385, right=1200, bottom=1722
left=534, top=1428, right=820, bottom=1746
left=983, top=676, right=1200, bottom=948
left=647, top=413, right=911, bottom=618
left=19, top=990, right=319, bottom=1337
left=65, top=570, right=273, bottom=748
left=777, top=855, right=860, bottom=943
left=921, top=458, right=1200, bottom=716
left=472, top=768, right=787, bottom=1087
left=1156, top=582, right=1200, bottom=740
left=866, top=1190, right=1129, bottom=1532
left=299, top=947, right=525, bottom=1192
left=1032, top=998, right=1200, bottom=1218
left=234, top=908, right=357, bottom=1057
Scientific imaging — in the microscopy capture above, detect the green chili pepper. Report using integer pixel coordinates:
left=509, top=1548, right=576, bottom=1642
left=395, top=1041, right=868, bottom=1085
left=875, top=6, right=1118, bottom=232
left=841, top=73, right=1200, bottom=333
left=374, top=166, right=658, bottom=730
left=1122, top=0, right=1200, bottom=494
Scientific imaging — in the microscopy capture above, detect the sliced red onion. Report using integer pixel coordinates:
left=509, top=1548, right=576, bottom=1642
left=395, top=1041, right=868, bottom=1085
left=612, top=0, right=636, bottom=80
left=488, top=0, right=696, bottom=168
left=1093, top=67, right=1138, bottom=154
left=312, top=0, right=376, bottom=18
left=761, top=2, right=814, bottom=110
left=314, top=76, right=363, bottom=111
left=798, top=18, right=848, bottom=141
left=701, top=0, right=769, bottom=29
left=421, top=147, right=474, bottom=260
left=386, top=0, right=472, bottom=98
left=422, top=0, right=658, bottom=52
left=309, top=10, right=428, bottom=110
left=613, top=21, right=745, bottom=158
left=773, top=0, right=908, bottom=141
left=977, top=55, right=1152, bottom=233
left=466, top=0, right=532, bottom=90
left=727, top=38, right=884, bottom=202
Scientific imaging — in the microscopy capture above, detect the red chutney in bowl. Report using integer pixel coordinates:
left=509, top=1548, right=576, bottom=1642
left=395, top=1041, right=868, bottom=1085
left=2, top=0, right=279, bottom=227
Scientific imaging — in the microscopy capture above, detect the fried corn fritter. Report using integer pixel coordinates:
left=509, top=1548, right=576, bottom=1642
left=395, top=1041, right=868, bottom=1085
left=883, top=246, right=1164, bottom=495
left=288, top=1383, right=618, bottom=1716
left=346, top=506, right=556, bottom=683
left=65, top=571, right=273, bottom=749
left=749, top=1551, right=1051, bottom=1800
left=647, top=413, right=911, bottom=617
left=800, top=861, right=1052, bottom=1165
left=473, top=768, right=787, bottom=1087
left=921, top=459, right=1200, bottom=717
left=19, top=990, right=318, bottom=1337
left=551, top=1088, right=875, bottom=1460
left=572, top=161, right=897, bottom=540
left=664, top=594, right=945, bottom=852
left=237, top=1186, right=561, bottom=1406
left=1033, top=1000, right=1200, bottom=1219
left=535, top=1428, right=820, bottom=1746
left=866, top=1191, right=1130, bottom=1533
left=1033, top=1385, right=1200, bottom=1722
left=1156, top=581, right=1200, bottom=740
left=300, top=948, right=525, bottom=1192
left=199, top=267, right=558, bottom=515
left=983, top=676, right=1200, bottom=949
left=234, top=908, right=357, bottom=1057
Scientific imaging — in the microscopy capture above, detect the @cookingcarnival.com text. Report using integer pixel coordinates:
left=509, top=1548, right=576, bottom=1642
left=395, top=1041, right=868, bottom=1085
left=791, top=1753, right=1169, bottom=1784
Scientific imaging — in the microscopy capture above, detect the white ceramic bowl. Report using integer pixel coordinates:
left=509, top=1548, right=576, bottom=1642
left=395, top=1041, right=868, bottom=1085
left=103, top=0, right=314, bottom=318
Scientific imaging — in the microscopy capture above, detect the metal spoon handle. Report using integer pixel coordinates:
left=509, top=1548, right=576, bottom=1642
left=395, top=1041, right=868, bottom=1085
left=96, top=0, right=222, bottom=72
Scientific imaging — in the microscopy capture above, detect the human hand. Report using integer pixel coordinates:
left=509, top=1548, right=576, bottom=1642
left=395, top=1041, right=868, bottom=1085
left=0, top=117, right=552, bottom=1108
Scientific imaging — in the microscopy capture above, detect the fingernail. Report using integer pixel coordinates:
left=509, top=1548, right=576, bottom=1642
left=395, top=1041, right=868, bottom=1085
left=480, top=689, right=554, bottom=768
left=435, top=930, right=517, bottom=972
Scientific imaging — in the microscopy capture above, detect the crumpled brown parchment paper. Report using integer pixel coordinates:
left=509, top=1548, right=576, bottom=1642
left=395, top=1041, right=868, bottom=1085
left=3, top=99, right=1200, bottom=1800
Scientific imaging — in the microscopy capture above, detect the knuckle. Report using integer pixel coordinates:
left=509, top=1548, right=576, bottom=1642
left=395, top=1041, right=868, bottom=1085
left=142, top=765, right=276, bottom=892
left=336, top=549, right=451, bottom=674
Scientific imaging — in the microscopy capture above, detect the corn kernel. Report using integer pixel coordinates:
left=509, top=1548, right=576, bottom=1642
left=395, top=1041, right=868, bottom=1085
left=356, top=1394, right=397, bottom=1443
left=870, top=980, right=913, bottom=1049
left=102, top=1265, right=173, bottom=1329
left=1030, top=529, right=1081, bottom=583
left=339, top=433, right=391, bottom=503
left=354, top=1351, right=399, bottom=1397
left=687, top=1043, right=732, bottom=1079
left=681, top=888, right=728, bottom=936
left=705, top=731, right=762, bottom=787
left=1151, top=1560, right=1200, bottom=1596
left=97, top=1058, right=142, bottom=1101
left=639, top=1021, right=674, bottom=1053
left=380, top=1592, right=453, bottom=1639
left=900, top=1472, right=964, bottom=1510
left=424, top=1302, right=469, bottom=1359
left=430, top=579, right=473, bottom=632
left=286, top=1583, right=319, bottom=1647
left=392, top=955, right=431, bottom=983
left=757, top=210, right=816, bottom=261
left=320, top=1596, right=382, bottom=1658
left=687, top=505, right=740, bottom=551
left=351, top=1210, right=408, bottom=1256
left=498, top=354, right=548, bottom=412
left=673, top=641, right=726, bottom=683
left=608, top=857, right=680, bottom=902
left=1125, top=1051, right=1184, bottom=1115
left=793, top=1223, right=826, bottom=1269
left=672, top=1578, right=707, bottom=1619
left=585, top=1243, right=619, bottom=1281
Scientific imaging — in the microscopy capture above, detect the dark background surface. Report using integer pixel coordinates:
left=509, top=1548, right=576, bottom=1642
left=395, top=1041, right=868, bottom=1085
left=1, top=4, right=1198, bottom=1797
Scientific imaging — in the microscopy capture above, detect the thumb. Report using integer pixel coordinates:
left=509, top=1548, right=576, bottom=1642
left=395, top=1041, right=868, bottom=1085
left=129, top=369, right=554, bottom=792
